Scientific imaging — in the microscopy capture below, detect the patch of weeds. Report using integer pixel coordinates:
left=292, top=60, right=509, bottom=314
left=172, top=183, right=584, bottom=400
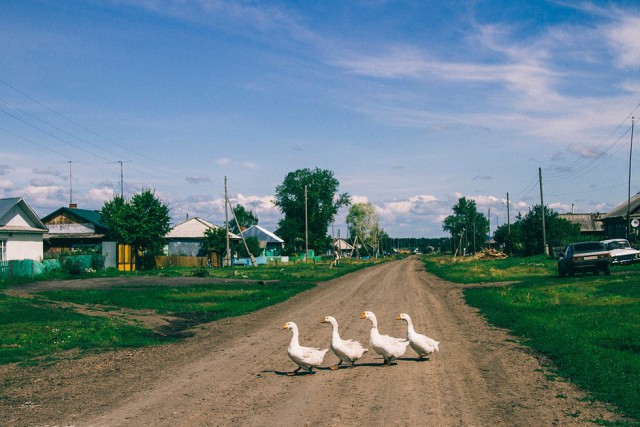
left=565, top=410, right=581, bottom=418
left=556, top=393, right=568, bottom=399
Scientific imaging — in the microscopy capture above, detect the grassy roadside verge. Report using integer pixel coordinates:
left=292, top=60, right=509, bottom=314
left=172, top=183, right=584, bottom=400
left=423, top=255, right=640, bottom=423
left=0, top=257, right=391, bottom=366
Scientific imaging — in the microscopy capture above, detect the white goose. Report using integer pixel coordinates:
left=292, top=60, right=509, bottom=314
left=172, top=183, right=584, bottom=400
left=396, top=313, right=440, bottom=359
left=360, top=311, right=409, bottom=365
left=321, top=315, right=368, bottom=369
left=282, top=321, right=329, bottom=375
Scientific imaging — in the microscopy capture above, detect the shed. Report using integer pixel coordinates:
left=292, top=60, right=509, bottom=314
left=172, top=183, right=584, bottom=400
left=241, top=225, right=284, bottom=256
left=41, top=204, right=109, bottom=253
left=166, top=217, right=240, bottom=256
left=0, top=197, right=48, bottom=261
left=558, top=213, right=604, bottom=238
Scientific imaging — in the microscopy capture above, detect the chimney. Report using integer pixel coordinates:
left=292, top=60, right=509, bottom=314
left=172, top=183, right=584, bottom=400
left=69, top=203, right=78, bottom=209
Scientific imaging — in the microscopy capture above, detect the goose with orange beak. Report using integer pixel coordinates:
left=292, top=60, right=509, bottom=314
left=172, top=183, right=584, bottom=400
left=360, top=311, right=409, bottom=365
left=282, top=321, right=328, bottom=375
left=396, top=313, right=439, bottom=359
left=321, top=315, right=368, bottom=369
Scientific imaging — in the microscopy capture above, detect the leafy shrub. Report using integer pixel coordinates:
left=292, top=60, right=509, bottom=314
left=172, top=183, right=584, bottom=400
left=62, top=257, right=83, bottom=275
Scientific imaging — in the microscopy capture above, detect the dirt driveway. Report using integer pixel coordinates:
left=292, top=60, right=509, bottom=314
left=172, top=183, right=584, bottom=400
left=0, top=257, right=628, bottom=426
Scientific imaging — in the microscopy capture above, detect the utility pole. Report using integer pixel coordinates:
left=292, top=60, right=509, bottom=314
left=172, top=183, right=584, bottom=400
left=627, top=117, right=635, bottom=241
left=539, top=167, right=548, bottom=255
left=506, top=192, right=511, bottom=255
left=228, top=194, right=257, bottom=267
left=224, top=176, right=230, bottom=268
left=119, top=161, right=123, bottom=198
left=68, top=161, right=72, bottom=206
left=304, top=184, right=309, bottom=262
left=488, top=207, right=491, bottom=250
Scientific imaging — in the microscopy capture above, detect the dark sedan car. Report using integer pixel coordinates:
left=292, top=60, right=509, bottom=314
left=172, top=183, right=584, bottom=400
left=558, top=241, right=611, bottom=277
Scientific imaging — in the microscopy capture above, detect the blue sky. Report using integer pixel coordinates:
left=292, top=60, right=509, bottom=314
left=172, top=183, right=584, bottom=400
left=2, top=0, right=640, bottom=238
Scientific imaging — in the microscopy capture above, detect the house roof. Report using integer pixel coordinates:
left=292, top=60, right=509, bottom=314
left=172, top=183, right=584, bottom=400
left=558, top=213, right=604, bottom=233
left=333, top=238, right=354, bottom=250
left=41, top=207, right=108, bottom=231
left=241, top=225, right=284, bottom=243
left=166, top=217, right=241, bottom=240
left=0, top=197, right=48, bottom=233
left=600, top=192, right=640, bottom=220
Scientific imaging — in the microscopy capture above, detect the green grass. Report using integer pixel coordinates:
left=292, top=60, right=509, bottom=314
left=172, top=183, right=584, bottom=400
left=36, top=281, right=314, bottom=325
left=0, top=293, right=168, bottom=365
left=423, top=253, right=556, bottom=283
left=0, top=257, right=391, bottom=366
left=423, top=255, right=640, bottom=423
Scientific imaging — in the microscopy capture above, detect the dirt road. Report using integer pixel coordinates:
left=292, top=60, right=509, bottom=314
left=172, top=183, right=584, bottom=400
left=1, top=257, right=627, bottom=426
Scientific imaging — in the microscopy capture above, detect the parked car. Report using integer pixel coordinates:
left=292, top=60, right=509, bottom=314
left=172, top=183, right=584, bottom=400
left=558, top=241, right=611, bottom=277
left=601, top=238, right=640, bottom=265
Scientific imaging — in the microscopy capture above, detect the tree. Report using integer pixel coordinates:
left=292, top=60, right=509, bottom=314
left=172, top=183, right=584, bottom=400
left=274, top=168, right=350, bottom=254
left=236, top=236, right=261, bottom=258
left=346, top=202, right=380, bottom=256
left=228, top=204, right=258, bottom=235
left=518, top=205, right=580, bottom=255
left=101, top=195, right=129, bottom=242
left=100, top=190, right=171, bottom=269
left=128, top=190, right=171, bottom=256
left=202, top=227, right=227, bottom=260
left=442, top=197, right=489, bottom=255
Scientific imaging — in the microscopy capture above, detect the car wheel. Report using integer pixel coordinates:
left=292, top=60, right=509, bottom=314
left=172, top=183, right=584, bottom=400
left=558, top=267, right=566, bottom=278
left=604, top=264, right=611, bottom=276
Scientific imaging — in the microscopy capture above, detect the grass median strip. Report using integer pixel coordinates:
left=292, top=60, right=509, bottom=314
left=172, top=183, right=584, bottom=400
left=423, top=255, right=640, bottom=422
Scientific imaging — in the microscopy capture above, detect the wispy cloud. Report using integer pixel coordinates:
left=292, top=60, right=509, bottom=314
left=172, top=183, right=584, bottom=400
left=185, top=176, right=212, bottom=184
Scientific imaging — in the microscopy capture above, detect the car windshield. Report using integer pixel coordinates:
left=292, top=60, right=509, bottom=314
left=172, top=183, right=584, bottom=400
left=605, top=240, right=630, bottom=250
left=574, top=242, right=604, bottom=253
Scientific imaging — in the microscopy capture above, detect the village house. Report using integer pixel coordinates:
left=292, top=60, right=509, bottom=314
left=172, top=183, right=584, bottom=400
left=240, top=225, right=284, bottom=256
left=165, top=217, right=240, bottom=256
left=41, top=204, right=109, bottom=253
left=0, top=197, right=48, bottom=261
left=599, top=192, right=640, bottom=241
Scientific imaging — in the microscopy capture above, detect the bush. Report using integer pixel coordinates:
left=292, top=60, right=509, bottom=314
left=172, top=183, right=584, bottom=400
left=62, top=257, right=83, bottom=275
left=91, top=253, right=105, bottom=270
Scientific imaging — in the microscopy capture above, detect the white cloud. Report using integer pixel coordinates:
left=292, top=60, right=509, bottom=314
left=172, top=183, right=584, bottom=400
left=605, top=15, right=640, bottom=68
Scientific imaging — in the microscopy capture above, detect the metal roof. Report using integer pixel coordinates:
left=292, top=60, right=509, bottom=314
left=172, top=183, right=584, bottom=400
left=600, top=192, right=640, bottom=220
left=0, top=197, right=48, bottom=231
left=241, top=225, right=284, bottom=243
left=166, top=217, right=240, bottom=240
left=41, top=207, right=107, bottom=230
left=558, top=213, right=604, bottom=233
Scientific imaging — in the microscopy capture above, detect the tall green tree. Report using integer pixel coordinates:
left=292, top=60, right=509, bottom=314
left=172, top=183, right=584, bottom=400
left=101, top=195, right=129, bottom=242
left=442, top=197, right=489, bottom=255
left=346, top=202, right=380, bottom=256
left=100, top=190, right=171, bottom=268
left=227, top=204, right=258, bottom=234
left=202, top=227, right=228, bottom=260
left=518, top=205, right=580, bottom=255
left=274, top=168, right=350, bottom=254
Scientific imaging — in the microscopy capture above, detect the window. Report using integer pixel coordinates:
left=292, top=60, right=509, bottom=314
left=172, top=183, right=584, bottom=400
left=0, top=239, right=5, bottom=261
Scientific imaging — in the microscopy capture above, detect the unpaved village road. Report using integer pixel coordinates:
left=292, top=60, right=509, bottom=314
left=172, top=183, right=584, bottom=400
left=1, top=257, right=628, bottom=426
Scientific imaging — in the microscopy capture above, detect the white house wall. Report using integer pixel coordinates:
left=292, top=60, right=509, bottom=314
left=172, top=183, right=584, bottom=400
left=0, top=232, right=43, bottom=261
